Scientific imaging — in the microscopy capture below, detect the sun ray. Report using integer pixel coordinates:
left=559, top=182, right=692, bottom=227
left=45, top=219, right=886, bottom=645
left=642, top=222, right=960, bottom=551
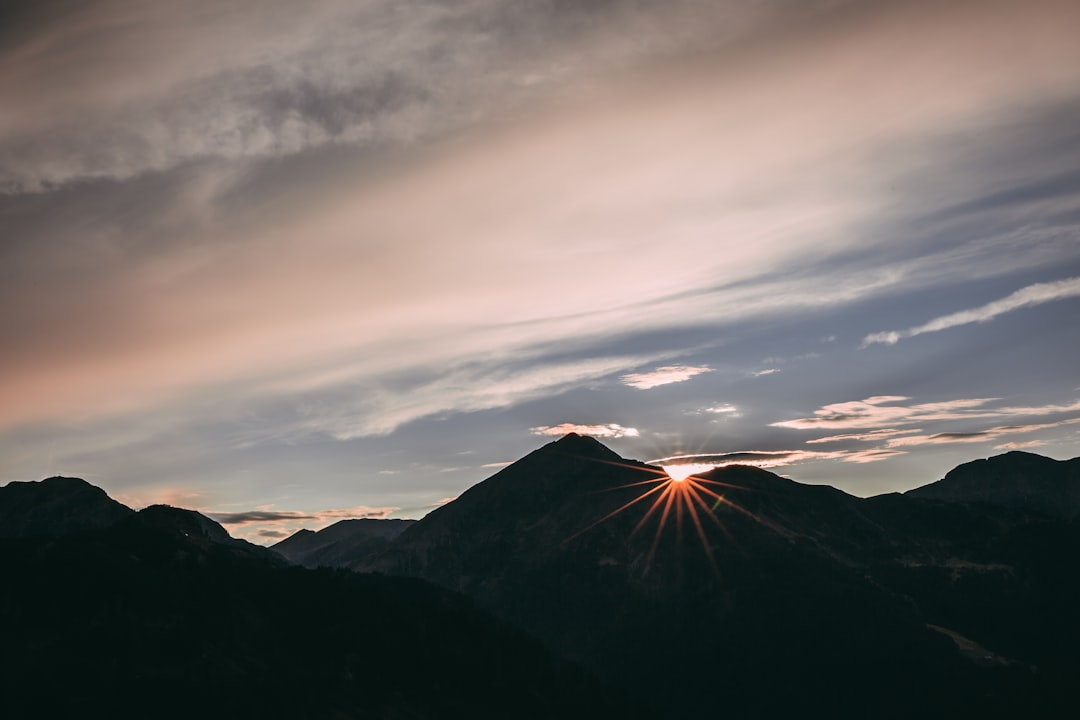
left=632, top=485, right=673, bottom=538
left=683, top=488, right=720, bottom=575
left=591, top=476, right=669, bottom=493
left=564, top=480, right=671, bottom=543
left=567, top=452, right=793, bottom=574
left=646, top=488, right=679, bottom=568
left=687, top=480, right=785, bottom=535
left=686, top=481, right=744, bottom=555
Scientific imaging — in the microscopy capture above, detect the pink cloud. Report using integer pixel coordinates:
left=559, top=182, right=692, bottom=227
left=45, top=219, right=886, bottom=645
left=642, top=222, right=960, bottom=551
left=530, top=423, right=640, bottom=439
left=806, top=428, right=921, bottom=444
left=620, top=365, right=712, bottom=390
left=772, top=396, right=1001, bottom=430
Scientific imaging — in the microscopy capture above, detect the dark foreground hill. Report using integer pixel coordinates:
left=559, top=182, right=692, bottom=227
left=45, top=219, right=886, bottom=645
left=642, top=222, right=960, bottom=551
left=346, top=435, right=1080, bottom=718
left=0, top=480, right=649, bottom=720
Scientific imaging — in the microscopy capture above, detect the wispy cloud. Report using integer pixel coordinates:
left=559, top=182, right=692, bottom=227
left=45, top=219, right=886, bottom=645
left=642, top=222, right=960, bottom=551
left=776, top=395, right=1080, bottom=432
left=863, top=276, right=1080, bottom=346
left=994, top=440, right=1045, bottom=451
left=207, top=503, right=400, bottom=544
left=649, top=447, right=904, bottom=470
left=530, top=423, right=640, bottom=439
left=753, top=368, right=781, bottom=377
left=806, top=429, right=922, bottom=444
left=701, top=403, right=740, bottom=415
left=772, top=396, right=1000, bottom=430
left=884, top=419, right=1080, bottom=448
left=209, top=505, right=398, bottom=525
left=620, top=365, right=712, bottom=390
left=1, top=0, right=779, bottom=193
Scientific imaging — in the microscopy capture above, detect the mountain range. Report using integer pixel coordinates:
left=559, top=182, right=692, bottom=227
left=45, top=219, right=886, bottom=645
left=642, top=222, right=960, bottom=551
left=3, top=436, right=1079, bottom=718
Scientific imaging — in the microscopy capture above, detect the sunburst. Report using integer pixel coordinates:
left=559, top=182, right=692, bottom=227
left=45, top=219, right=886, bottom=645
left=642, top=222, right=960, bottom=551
left=566, top=458, right=771, bottom=574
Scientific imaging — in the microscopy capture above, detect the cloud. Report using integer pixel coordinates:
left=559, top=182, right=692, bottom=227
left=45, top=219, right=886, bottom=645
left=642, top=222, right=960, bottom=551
left=777, top=395, right=1080, bottom=433
left=5, top=0, right=1080, bottom=442
left=994, top=440, right=1045, bottom=450
left=3, top=0, right=1080, bottom=513
left=772, top=396, right=1000, bottom=430
left=701, top=403, right=740, bottom=415
left=649, top=447, right=903, bottom=470
left=753, top=369, right=781, bottom=377
left=620, top=365, right=712, bottom=389
left=884, top=419, right=1080, bottom=448
left=863, top=275, right=1080, bottom=346
left=806, top=429, right=922, bottom=444
left=0, top=0, right=798, bottom=193
left=530, top=423, right=640, bottom=439
left=270, top=353, right=666, bottom=442
left=209, top=505, right=398, bottom=525
left=257, top=529, right=290, bottom=539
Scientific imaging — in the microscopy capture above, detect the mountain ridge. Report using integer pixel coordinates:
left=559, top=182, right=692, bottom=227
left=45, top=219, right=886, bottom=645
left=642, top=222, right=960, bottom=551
left=5, top=440, right=1079, bottom=718
left=906, top=450, right=1080, bottom=517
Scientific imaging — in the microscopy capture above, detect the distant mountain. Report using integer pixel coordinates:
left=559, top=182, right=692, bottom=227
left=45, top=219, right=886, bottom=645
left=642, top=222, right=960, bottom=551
left=273, top=517, right=415, bottom=568
left=354, top=434, right=1080, bottom=718
left=131, top=503, right=287, bottom=565
left=0, top=476, right=647, bottom=719
left=0, top=475, right=133, bottom=538
left=907, top=450, right=1080, bottom=517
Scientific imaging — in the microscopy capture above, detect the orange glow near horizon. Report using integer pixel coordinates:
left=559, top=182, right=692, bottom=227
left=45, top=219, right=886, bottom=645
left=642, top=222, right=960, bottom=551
left=662, top=463, right=715, bottom=482
left=568, top=458, right=771, bottom=575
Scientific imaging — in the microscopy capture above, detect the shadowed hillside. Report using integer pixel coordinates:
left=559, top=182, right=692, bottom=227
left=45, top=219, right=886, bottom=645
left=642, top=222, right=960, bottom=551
left=0, top=478, right=651, bottom=720
left=350, top=435, right=1080, bottom=718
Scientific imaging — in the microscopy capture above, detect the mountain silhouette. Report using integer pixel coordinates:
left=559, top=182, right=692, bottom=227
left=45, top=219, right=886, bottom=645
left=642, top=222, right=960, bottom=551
left=0, top=473, right=649, bottom=720
left=272, top=517, right=415, bottom=568
left=0, top=475, right=133, bottom=538
left=345, top=435, right=1079, bottom=718
left=907, top=450, right=1080, bottom=517
left=7, top=440, right=1080, bottom=718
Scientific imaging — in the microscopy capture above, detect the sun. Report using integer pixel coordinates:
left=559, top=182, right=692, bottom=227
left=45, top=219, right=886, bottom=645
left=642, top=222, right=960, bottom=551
left=662, top=463, right=715, bottom=482
left=567, top=457, right=766, bottom=575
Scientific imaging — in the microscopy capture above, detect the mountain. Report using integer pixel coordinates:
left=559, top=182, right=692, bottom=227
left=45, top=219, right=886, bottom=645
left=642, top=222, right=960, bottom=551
left=272, top=517, right=415, bottom=568
left=6, top=443, right=1079, bottom=718
left=0, top=475, right=134, bottom=538
left=0, top=477, right=648, bottom=719
left=354, top=435, right=1080, bottom=718
left=907, top=450, right=1080, bottom=517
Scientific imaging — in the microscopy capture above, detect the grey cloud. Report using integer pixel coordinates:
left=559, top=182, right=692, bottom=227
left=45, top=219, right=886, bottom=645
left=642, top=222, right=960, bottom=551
left=863, top=276, right=1080, bottom=347
left=209, top=510, right=317, bottom=524
left=0, top=0, right=814, bottom=192
left=210, top=506, right=397, bottom=525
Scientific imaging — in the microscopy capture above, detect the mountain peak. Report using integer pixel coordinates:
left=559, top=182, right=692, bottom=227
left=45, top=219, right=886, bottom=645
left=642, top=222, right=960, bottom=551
left=906, top=451, right=1080, bottom=517
left=542, top=432, right=624, bottom=460
left=0, top=475, right=134, bottom=538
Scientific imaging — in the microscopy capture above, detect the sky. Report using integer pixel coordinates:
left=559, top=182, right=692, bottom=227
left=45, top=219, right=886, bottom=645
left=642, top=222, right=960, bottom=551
left=2, top=0, right=1079, bottom=543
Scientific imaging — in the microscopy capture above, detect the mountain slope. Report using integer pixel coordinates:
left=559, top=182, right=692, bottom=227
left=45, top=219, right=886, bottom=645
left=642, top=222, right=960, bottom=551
left=906, top=451, right=1080, bottom=517
left=272, top=517, right=415, bottom=568
left=361, top=434, right=1057, bottom=718
left=0, top=475, right=134, bottom=538
left=0, top=480, right=649, bottom=720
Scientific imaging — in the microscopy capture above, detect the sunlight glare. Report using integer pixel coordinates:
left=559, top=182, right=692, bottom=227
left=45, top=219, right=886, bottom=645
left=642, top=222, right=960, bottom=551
left=662, top=463, right=715, bottom=482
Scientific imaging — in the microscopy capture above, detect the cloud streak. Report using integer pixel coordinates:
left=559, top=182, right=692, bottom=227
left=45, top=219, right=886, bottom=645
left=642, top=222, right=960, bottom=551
left=620, top=365, right=712, bottom=390
left=863, top=276, right=1080, bottom=346
left=772, top=396, right=1000, bottom=431
left=650, top=447, right=905, bottom=470
left=530, top=423, right=640, bottom=439
left=210, top=506, right=399, bottom=525
left=884, top=418, right=1080, bottom=448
